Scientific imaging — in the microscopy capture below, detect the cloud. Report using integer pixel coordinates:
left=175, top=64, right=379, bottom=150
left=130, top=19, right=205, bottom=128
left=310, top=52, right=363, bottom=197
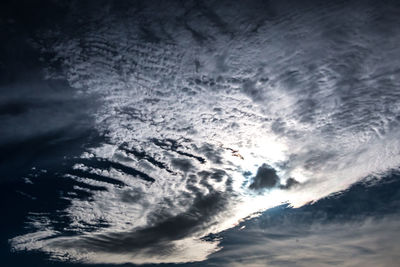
left=7, top=0, right=400, bottom=264
left=280, top=177, right=300, bottom=190
left=210, top=217, right=400, bottom=267
left=58, top=190, right=228, bottom=253
left=10, top=179, right=231, bottom=264
left=171, top=158, right=195, bottom=173
left=249, top=164, right=279, bottom=190
left=196, top=143, right=224, bottom=164
left=207, top=175, right=400, bottom=266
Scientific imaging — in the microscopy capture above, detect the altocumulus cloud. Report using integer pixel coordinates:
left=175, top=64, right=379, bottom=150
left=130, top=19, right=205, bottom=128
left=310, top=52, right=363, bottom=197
left=6, top=0, right=400, bottom=265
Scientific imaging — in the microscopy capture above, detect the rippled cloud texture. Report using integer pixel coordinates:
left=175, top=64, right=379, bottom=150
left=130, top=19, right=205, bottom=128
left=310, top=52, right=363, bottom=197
left=4, top=0, right=400, bottom=265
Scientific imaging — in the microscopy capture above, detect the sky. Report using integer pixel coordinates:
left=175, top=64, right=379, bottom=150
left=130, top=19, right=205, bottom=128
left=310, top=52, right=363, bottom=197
left=1, top=0, right=400, bottom=266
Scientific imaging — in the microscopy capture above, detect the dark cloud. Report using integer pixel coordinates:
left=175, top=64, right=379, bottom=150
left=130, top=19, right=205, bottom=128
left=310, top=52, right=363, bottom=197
left=196, top=169, right=230, bottom=194
left=280, top=177, right=300, bottom=190
left=198, top=169, right=227, bottom=183
left=54, top=166, right=234, bottom=256
left=120, top=188, right=144, bottom=203
left=197, top=144, right=223, bottom=164
left=270, top=119, right=287, bottom=135
left=120, top=144, right=176, bottom=174
left=242, top=79, right=261, bottom=101
left=68, top=165, right=127, bottom=187
left=57, top=190, right=228, bottom=254
left=249, top=164, right=279, bottom=190
left=0, top=24, right=99, bottom=182
left=171, top=158, right=194, bottom=173
left=78, top=158, right=155, bottom=183
left=0, top=80, right=96, bottom=147
left=0, top=82, right=98, bottom=183
left=152, top=138, right=206, bottom=164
